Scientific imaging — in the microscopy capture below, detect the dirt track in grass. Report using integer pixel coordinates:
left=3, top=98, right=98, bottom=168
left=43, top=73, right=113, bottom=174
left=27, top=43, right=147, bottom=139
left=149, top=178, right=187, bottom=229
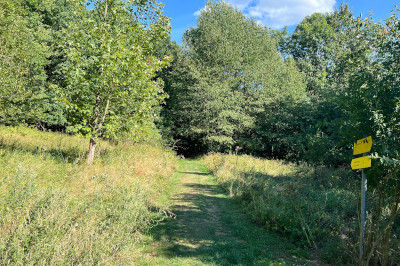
left=140, top=160, right=312, bottom=265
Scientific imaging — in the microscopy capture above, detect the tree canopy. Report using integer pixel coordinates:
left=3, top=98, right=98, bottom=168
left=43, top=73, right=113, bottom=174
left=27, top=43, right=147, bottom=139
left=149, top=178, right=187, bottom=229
left=161, top=1, right=305, bottom=155
left=58, top=0, right=170, bottom=163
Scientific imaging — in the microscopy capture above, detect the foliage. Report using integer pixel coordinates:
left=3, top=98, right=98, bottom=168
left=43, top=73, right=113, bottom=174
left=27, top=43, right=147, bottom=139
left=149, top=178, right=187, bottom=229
left=58, top=0, right=171, bottom=163
left=270, top=4, right=360, bottom=165
left=25, top=0, right=83, bottom=129
left=160, top=1, right=306, bottom=156
left=0, top=0, right=51, bottom=125
left=0, top=125, right=177, bottom=264
left=335, top=11, right=400, bottom=264
left=0, top=0, right=82, bottom=129
left=284, top=4, right=356, bottom=97
left=2, top=0, right=400, bottom=262
left=244, top=97, right=347, bottom=165
left=285, top=12, right=335, bottom=95
left=159, top=3, right=360, bottom=167
left=155, top=38, right=199, bottom=152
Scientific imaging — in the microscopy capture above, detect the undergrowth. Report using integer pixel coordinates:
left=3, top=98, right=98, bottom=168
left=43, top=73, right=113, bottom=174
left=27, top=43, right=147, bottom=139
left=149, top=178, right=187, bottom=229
left=0, top=126, right=177, bottom=264
left=203, top=153, right=359, bottom=264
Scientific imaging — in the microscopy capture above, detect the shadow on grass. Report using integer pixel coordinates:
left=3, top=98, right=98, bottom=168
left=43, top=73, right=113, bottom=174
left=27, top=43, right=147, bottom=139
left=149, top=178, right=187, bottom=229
left=149, top=170, right=301, bottom=265
left=178, top=171, right=210, bottom=176
left=0, top=140, right=84, bottom=164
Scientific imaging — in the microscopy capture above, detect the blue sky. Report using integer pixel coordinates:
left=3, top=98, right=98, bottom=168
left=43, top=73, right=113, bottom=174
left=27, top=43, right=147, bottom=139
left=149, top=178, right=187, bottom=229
left=159, top=0, right=399, bottom=43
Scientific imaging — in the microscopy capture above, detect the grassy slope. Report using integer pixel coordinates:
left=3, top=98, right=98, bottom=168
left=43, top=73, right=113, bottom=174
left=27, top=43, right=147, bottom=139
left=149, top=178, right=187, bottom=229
left=0, top=126, right=177, bottom=264
left=203, top=153, right=359, bottom=264
left=139, top=160, right=311, bottom=265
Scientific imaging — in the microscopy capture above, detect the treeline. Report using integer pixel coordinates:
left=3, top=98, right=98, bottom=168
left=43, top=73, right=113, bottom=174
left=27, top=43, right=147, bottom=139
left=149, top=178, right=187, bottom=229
left=2, top=1, right=400, bottom=166
left=159, top=2, right=400, bottom=263
left=4, top=0, right=400, bottom=168
left=159, top=2, right=400, bottom=168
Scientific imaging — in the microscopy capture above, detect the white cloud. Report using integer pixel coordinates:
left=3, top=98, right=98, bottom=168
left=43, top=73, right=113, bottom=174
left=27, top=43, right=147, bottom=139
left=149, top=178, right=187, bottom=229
left=227, top=0, right=253, bottom=10
left=227, top=0, right=336, bottom=29
left=194, top=6, right=209, bottom=17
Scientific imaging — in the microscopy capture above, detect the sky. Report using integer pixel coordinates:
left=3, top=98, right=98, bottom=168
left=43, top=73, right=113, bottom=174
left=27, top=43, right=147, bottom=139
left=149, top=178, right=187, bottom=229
left=159, top=0, right=400, bottom=43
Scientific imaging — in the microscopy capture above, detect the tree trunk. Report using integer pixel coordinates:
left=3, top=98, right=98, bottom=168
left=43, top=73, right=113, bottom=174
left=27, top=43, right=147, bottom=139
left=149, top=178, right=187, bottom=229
left=87, top=136, right=97, bottom=165
left=87, top=95, right=110, bottom=165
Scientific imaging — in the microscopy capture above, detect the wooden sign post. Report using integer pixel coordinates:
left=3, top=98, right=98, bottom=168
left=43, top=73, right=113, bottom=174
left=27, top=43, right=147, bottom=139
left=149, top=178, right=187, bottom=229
left=351, top=136, right=372, bottom=262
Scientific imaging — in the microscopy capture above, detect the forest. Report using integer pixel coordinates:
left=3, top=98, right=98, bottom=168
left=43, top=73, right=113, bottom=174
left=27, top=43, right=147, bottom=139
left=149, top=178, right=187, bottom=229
left=1, top=0, right=400, bottom=264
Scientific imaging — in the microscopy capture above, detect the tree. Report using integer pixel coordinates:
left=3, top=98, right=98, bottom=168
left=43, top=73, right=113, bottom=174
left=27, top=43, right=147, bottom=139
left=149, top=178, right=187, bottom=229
left=284, top=4, right=356, bottom=97
left=59, top=0, right=170, bottom=164
left=22, top=0, right=83, bottom=130
left=334, top=12, right=400, bottom=263
left=286, top=12, right=335, bottom=96
left=155, top=38, right=201, bottom=153
left=0, top=0, right=84, bottom=129
left=161, top=1, right=305, bottom=155
left=0, top=0, right=51, bottom=125
left=274, top=4, right=362, bottom=165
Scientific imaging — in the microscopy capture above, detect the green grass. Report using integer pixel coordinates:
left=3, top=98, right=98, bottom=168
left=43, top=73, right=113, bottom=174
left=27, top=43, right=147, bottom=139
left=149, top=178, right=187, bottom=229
left=0, top=125, right=177, bottom=264
left=137, top=160, right=313, bottom=265
left=2, top=126, right=378, bottom=264
left=203, top=153, right=360, bottom=264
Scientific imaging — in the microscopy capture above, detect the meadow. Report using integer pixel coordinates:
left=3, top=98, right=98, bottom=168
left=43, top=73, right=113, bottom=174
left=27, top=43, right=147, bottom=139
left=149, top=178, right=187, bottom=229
left=0, top=126, right=177, bottom=264
left=204, top=153, right=368, bottom=264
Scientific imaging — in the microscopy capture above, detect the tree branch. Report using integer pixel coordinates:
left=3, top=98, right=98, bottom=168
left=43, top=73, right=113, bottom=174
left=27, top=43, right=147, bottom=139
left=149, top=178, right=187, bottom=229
left=103, top=0, right=108, bottom=22
left=98, top=95, right=110, bottom=131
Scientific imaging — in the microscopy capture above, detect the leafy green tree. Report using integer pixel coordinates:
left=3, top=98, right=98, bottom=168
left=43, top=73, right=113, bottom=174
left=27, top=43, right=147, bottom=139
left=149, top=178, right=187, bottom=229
left=286, top=13, right=335, bottom=96
left=155, top=38, right=199, bottom=152
left=334, top=12, right=400, bottom=263
left=22, top=0, right=83, bottom=129
left=274, top=4, right=362, bottom=165
left=284, top=4, right=355, bottom=96
left=161, top=1, right=305, bottom=155
left=59, top=0, right=170, bottom=164
left=0, top=0, right=51, bottom=125
left=285, top=4, right=400, bottom=261
left=0, top=0, right=81, bottom=129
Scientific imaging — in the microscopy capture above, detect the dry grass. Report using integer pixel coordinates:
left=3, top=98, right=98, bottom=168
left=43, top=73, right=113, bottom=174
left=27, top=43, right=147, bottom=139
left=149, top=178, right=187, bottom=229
left=0, top=125, right=177, bottom=264
left=203, top=153, right=358, bottom=264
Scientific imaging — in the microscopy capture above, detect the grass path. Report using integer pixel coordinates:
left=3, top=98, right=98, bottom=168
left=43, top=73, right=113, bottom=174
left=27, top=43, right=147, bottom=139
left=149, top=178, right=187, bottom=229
left=140, top=160, right=310, bottom=265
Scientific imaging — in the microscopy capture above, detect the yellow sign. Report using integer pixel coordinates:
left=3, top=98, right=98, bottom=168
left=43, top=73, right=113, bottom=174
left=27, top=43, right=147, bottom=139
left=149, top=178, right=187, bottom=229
left=353, top=136, right=372, bottom=155
left=351, top=156, right=371, bottom=170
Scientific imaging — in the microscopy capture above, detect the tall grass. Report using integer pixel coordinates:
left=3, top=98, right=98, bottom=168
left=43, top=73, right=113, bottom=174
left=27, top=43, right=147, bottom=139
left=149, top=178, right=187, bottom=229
left=0, top=126, right=177, bottom=264
left=203, top=153, right=359, bottom=263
